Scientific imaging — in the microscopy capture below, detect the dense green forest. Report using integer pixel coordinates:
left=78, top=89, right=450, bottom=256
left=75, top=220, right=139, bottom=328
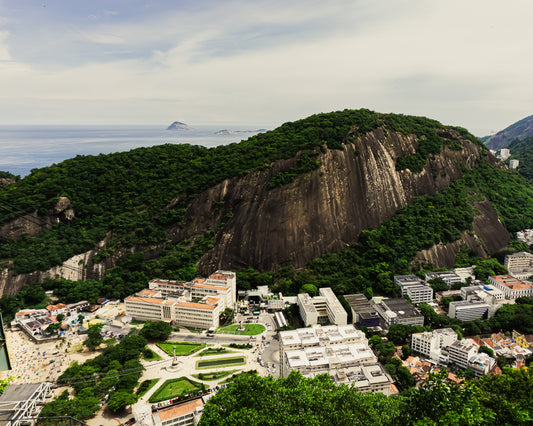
left=509, top=135, right=533, bottom=182
left=199, top=369, right=533, bottom=425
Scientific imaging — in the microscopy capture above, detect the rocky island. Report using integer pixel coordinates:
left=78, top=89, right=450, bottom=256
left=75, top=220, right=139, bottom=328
left=166, top=121, right=193, bottom=130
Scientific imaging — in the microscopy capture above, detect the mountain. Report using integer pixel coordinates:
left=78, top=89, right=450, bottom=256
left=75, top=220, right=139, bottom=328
left=166, top=121, right=192, bottom=130
left=1, top=109, right=532, bottom=306
left=483, top=115, right=533, bottom=150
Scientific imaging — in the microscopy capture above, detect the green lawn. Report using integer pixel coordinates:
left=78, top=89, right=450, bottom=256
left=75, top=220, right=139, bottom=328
left=157, top=341, right=205, bottom=356
left=197, top=348, right=234, bottom=357
left=149, top=377, right=205, bottom=403
left=196, top=356, right=246, bottom=370
left=136, top=378, right=160, bottom=398
left=217, top=324, right=265, bottom=335
left=143, top=349, right=163, bottom=361
left=193, top=369, right=240, bottom=381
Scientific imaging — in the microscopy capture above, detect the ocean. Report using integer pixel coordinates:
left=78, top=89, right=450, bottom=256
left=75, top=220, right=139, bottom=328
left=0, top=125, right=267, bottom=177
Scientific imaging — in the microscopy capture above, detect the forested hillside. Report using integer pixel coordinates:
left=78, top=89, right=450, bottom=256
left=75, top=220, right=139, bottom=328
left=1, top=109, right=533, bottom=318
left=509, top=135, right=533, bottom=182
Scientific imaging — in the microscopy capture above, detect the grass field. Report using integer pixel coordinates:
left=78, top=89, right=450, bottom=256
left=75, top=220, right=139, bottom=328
left=197, top=348, right=234, bottom=357
left=196, top=356, right=246, bottom=369
left=217, top=324, right=265, bottom=335
left=193, top=369, right=240, bottom=381
left=143, top=349, right=163, bottom=361
left=148, top=377, right=205, bottom=403
left=136, top=378, right=160, bottom=397
left=157, top=341, right=205, bottom=356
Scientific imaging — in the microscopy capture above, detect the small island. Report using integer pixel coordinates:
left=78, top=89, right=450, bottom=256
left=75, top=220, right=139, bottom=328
left=215, top=128, right=267, bottom=135
left=167, top=121, right=193, bottom=130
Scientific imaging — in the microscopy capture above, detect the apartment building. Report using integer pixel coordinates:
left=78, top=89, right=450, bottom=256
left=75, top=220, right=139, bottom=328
left=488, top=275, right=533, bottom=299
left=448, top=339, right=478, bottom=370
left=394, top=275, right=433, bottom=304
left=411, top=328, right=458, bottom=363
left=297, top=287, right=347, bottom=326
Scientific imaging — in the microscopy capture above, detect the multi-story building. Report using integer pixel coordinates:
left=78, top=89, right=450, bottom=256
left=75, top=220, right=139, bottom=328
left=447, top=339, right=479, bottom=370
left=344, top=294, right=380, bottom=328
left=125, top=271, right=235, bottom=329
left=425, top=271, right=463, bottom=287
left=448, top=300, right=489, bottom=321
left=279, top=324, right=393, bottom=394
left=394, top=275, right=433, bottom=304
left=297, top=288, right=347, bottom=326
left=489, top=275, right=533, bottom=299
left=504, top=252, right=533, bottom=280
left=374, top=298, right=424, bottom=327
left=411, top=328, right=458, bottom=363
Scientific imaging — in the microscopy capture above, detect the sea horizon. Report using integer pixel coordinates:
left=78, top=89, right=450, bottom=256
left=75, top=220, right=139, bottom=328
left=0, top=124, right=268, bottom=178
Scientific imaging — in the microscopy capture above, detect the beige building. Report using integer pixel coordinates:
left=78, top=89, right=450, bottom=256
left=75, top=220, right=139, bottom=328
left=125, top=270, right=235, bottom=329
left=504, top=252, right=533, bottom=280
left=297, top=287, right=347, bottom=326
left=488, top=275, right=533, bottom=299
left=411, top=328, right=458, bottom=364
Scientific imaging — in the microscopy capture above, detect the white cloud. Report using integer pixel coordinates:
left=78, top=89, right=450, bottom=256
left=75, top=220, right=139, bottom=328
left=0, top=0, right=532, bottom=133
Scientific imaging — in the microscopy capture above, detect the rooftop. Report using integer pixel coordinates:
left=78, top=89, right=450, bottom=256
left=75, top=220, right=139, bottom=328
left=155, top=398, right=204, bottom=422
left=490, top=275, right=532, bottom=290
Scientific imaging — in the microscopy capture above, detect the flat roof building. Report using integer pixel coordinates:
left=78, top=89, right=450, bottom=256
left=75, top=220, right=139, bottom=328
left=425, top=271, right=463, bottom=287
left=488, top=275, right=533, bottom=299
left=344, top=294, right=380, bottom=328
left=297, top=288, right=347, bottom=326
left=375, top=298, right=424, bottom=327
left=448, top=300, right=489, bottom=321
left=394, top=275, right=434, bottom=304
left=279, top=324, right=393, bottom=394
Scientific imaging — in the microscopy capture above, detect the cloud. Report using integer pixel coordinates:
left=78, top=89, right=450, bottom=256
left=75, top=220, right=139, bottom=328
left=0, top=0, right=532, bottom=134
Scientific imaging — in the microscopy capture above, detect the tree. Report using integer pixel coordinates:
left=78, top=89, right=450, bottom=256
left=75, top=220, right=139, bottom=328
left=200, top=371, right=401, bottom=425
left=140, top=321, right=172, bottom=342
left=107, top=391, right=138, bottom=412
left=219, top=308, right=235, bottom=326
left=428, top=277, right=449, bottom=293
left=84, top=323, right=104, bottom=351
left=299, top=284, right=318, bottom=297
left=400, top=370, right=492, bottom=425
left=56, top=313, right=65, bottom=322
left=478, top=345, right=494, bottom=358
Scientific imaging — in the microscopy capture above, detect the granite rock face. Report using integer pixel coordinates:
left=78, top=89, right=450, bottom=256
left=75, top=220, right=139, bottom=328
left=165, top=127, right=507, bottom=274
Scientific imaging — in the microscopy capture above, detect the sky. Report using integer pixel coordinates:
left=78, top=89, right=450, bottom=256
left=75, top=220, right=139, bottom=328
left=0, top=0, right=532, bottom=135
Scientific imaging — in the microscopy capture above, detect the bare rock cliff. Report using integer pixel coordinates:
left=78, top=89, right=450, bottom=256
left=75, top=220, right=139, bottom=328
left=170, top=128, right=495, bottom=274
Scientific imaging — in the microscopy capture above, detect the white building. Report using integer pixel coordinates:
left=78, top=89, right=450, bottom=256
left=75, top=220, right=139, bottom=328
left=509, top=159, right=519, bottom=169
left=448, top=339, right=479, bottom=370
left=488, top=275, right=533, bottom=299
left=411, top=328, right=458, bottom=364
left=504, top=252, right=533, bottom=281
left=279, top=324, right=393, bottom=394
left=297, top=287, right=347, bottom=326
left=448, top=300, right=489, bottom=321
left=499, top=148, right=510, bottom=160
left=134, top=398, right=205, bottom=426
left=394, top=275, right=434, bottom=304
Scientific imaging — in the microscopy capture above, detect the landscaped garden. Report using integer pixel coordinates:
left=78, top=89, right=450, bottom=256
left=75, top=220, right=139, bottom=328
left=197, top=347, right=234, bottom=357
left=136, top=378, right=160, bottom=398
left=148, top=377, right=206, bottom=403
left=196, top=356, right=246, bottom=369
left=217, top=324, right=265, bottom=335
left=142, top=348, right=163, bottom=361
left=193, top=370, right=240, bottom=381
left=156, top=341, right=205, bottom=356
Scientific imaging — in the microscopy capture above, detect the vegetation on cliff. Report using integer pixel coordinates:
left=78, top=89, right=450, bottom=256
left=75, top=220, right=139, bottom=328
left=508, top=135, right=533, bottom=182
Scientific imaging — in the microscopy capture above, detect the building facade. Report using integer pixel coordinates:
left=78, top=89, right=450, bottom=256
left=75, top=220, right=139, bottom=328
left=488, top=275, right=533, bottom=299
left=297, top=288, right=347, bottom=326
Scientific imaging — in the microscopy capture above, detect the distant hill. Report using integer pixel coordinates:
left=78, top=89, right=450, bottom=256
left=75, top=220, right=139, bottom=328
left=483, top=115, right=533, bottom=150
left=166, top=121, right=192, bottom=130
